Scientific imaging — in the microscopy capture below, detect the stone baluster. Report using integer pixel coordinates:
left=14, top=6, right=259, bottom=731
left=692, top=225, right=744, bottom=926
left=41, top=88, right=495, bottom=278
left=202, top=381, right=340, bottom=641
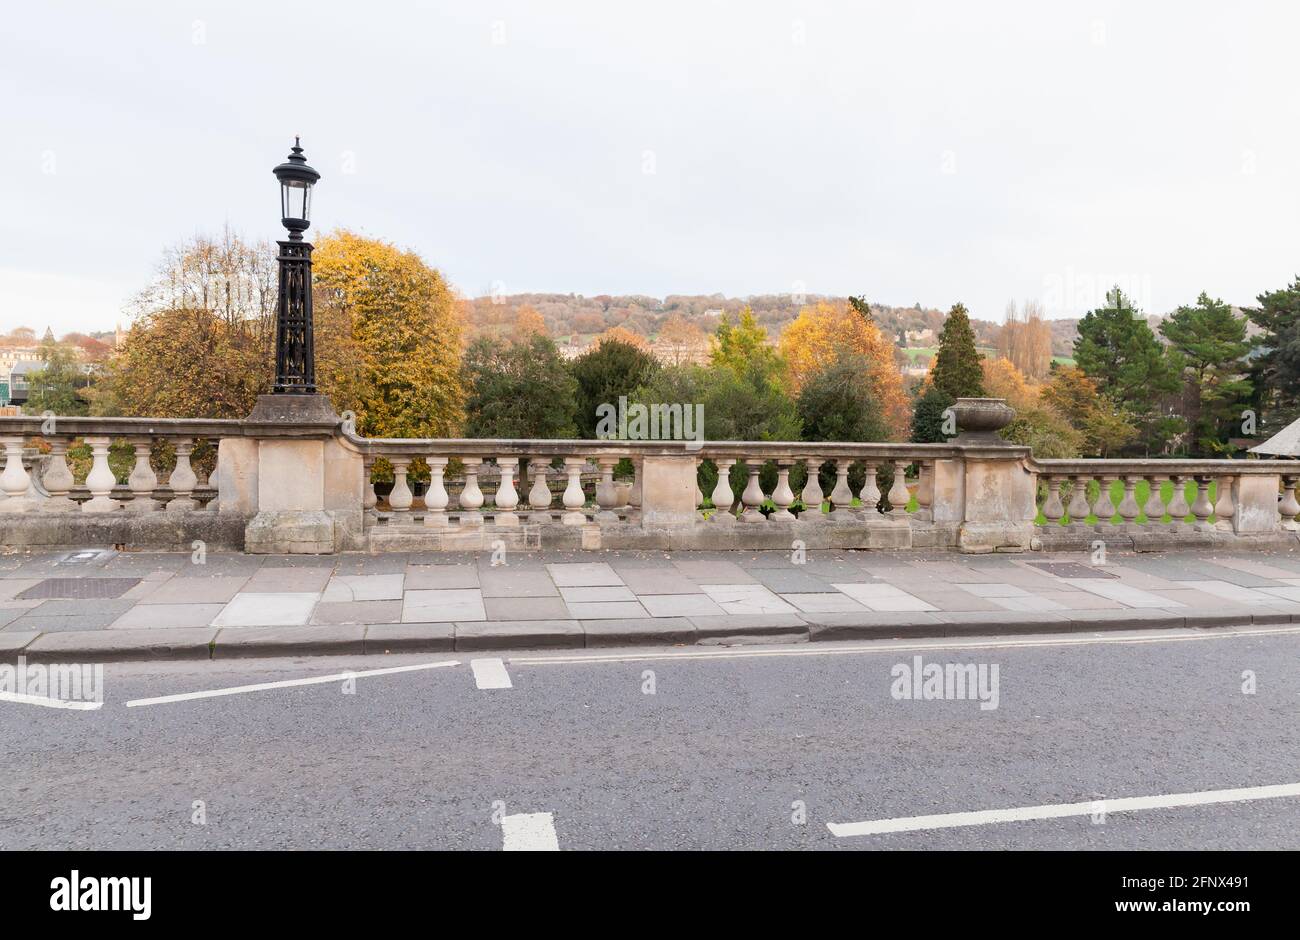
left=828, top=459, right=854, bottom=519
left=82, top=436, right=120, bottom=513
left=593, top=457, right=619, bottom=523
left=739, top=460, right=766, bottom=522
left=1166, top=474, right=1191, bottom=530
left=1190, top=475, right=1214, bottom=530
left=362, top=456, right=378, bottom=516
left=0, top=436, right=33, bottom=512
left=41, top=440, right=77, bottom=512
left=1213, top=475, right=1236, bottom=531
left=859, top=462, right=881, bottom=516
left=1065, top=475, right=1092, bottom=531
left=710, top=458, right=736, bottom=523
left=528, top=459, right=553, bottom=524
left=913, top=460, right=933, bottom=522
left=1280, top=476, right=1300, bottom=528
left=1142, top=475, right=1168, bottom=527
left=167, top=439, right=199, bottom=511
left=494, top=457, right=520, bottom=526
left=1040, top=475, right=1065, bottom=526
left=388, top=457, right=413, bottom=516
left=771, top=460, right=796, bottom=520
left=1090, top=474, right=1117, bottom=529
left=693, top=459, right=704, bottom=512
left=424, top=456, right=449, bottom=528
left=631, top=458, right=643, bottom=510
left=887, top=460, right=911, bottom=517
left=1116, top=474, right=1141, bottom=531
left=800, top=457, right=824, bottom=521
left=458, top=458, right=484, bottom=525
left=561, top=457, right=587, bottom=525
left=126, top=437, right=160, bottom=512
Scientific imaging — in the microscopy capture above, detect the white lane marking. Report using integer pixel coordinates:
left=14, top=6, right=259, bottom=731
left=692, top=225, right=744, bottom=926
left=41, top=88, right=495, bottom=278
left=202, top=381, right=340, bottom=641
left=0, top=690, right=103, bottom=711
left=124, top=660, right=460, bottom=708
left=501, top=812, right=559, bottom=851
left=471, top=657, right=513, bottom=690
left=827, top=782, right=1300, bottom=838
left=511, top=624, right=1300, bottom=666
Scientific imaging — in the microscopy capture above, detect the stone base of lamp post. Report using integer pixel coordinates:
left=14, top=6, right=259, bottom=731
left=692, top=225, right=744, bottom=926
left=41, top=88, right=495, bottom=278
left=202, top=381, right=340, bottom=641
left=245, top=392, right=339, bottom=426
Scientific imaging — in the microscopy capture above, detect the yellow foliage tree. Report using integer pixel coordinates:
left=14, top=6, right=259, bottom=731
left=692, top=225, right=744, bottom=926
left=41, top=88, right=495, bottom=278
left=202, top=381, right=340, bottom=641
left=778, top=300, right=910, bottom=439
left=513, top=304, right=547, bottom=339
left=313, top=230, right=465, bottom=438
left=980, top=357, right=1038, bottom=412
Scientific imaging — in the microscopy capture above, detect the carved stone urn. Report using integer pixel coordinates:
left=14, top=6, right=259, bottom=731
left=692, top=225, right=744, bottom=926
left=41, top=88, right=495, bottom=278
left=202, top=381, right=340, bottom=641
left=950, top=397, right=1016, bottom=444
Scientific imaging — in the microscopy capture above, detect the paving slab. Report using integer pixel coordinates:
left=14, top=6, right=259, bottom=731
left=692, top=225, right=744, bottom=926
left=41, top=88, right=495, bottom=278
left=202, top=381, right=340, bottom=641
left=747, top=569, right=837, bottom=593
left=582, top=617, right=696, bottom=647
left=484, top=596, right=570, bottom=621
left=213, top=624, right=365, bottom=659
left=559, top=585, right=636, bottom=603
left=0, top=580, right=41, bottom=602
left=638, top=594, right=727, bottom=617
left=0, top=630, right=39, bottom=656
left=0, top=607, right=29, bottom=629
left=321, top=574, right=405, bottom=601
left=614, top=570, right=704, bottom=594
left=212, top=592, right=320, bottom=627
left=700, top=584, right=799, bottom=614
left=403, top=589, right=486, bottom=622
left=565, top=600, right=650, bottom=619
left=23, top=627, right=218, bottom=662
left=672, top=560, right=755, bottom=584
left=139, top=576, right=249, bottom=604
left=454, top=619, right=583, bottom=651
left=363, top=622, right=455, bottom=654
left=779, top=592, right=869, bottom=613
left=242, top=566, right=333, bottom=593
left=311, top=600, right=404, bottom=625
left=404, top=565, right=480, bottom=590
left=110, top=603, right=227, bottom=630
left=546, top=563, right=623, bottom=587
left=478, top=569, right=556, bottom=597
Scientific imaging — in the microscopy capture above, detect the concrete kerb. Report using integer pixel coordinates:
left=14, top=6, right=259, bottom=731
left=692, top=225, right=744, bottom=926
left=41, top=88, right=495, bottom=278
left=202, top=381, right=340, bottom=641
left=2, top=610, right=1294, bottom=663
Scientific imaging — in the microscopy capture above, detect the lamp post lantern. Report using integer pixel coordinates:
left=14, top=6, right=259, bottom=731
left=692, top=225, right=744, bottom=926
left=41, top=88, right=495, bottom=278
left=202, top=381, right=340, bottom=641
left=271, top=138, right=321, bottom=394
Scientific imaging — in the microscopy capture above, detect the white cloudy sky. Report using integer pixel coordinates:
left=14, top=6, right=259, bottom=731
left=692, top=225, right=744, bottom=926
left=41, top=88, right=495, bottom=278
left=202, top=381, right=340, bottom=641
left=2, top=1, right=1297, bottom=335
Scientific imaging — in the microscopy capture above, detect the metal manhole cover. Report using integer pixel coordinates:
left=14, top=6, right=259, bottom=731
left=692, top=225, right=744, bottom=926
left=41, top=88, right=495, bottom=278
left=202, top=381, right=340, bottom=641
left=16, top=578, right=141, bottom=599
left=1026, top=562, right=1117, bottom=579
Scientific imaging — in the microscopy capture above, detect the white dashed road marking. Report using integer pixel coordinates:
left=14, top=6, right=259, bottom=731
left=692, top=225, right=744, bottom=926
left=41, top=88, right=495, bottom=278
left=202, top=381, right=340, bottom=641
left=124, top=660, right=460, bottom=708
left=471, top=658, right=513, bottom=689
left=0, top=690, right=102, bottom=711
left=501, top=812, right=559, bottom=850
left=827, top=782, right=1300, bottom=838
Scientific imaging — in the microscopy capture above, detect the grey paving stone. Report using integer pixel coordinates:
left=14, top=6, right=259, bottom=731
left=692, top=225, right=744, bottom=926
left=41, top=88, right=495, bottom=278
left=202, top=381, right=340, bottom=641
left=242, top=566, right=333, bottom=593
left=1062, top=609, right=1186, bottom=631
left=615, top=569, right=704, bottom=594
left=0, top=607, right=28, bottom=629
left=139, top=576, right=249, bottom=604
left=213, top=624, right=365, bottom=659
left=23, top=628, right=217, bottom=662
left=364, top=622, right=455, bottom=654
left=0, top=580, right=41, bottom=601
left=688, top=613, right=808, bottom=637
left=311, top=600, right=404, bottom=625
left=565, top=601, right=649, bottom=619
left=671, top=560, right=755, bottom=583
left=546, top=562, right=623, bottom=587
left=333, top=553, right=410, bottom=575
left=478, top=569, right=557, bottom=597
left=1025, top=562, right=1118, bottom=579
left=110, top=603, right=226, bottom=629
left=454, top=619, right=583, bottom=651
left=638, top=594, right=726, bottom=617
left=484, top=596, right=571, bottom=621
left=405, top=565, right=480, bottom=589
left=804, top=611, right=945, bottom=641
left=0, top=631, right=39, bottom=657
left=582, top=617, right=696, bottom=647
left=321, top=574, right=405, bottom=601
left=559, top=586, right=636, bottom=602
left=22, top=598, right=135, bottom=617
left=747, top=569, right=836, bottom=593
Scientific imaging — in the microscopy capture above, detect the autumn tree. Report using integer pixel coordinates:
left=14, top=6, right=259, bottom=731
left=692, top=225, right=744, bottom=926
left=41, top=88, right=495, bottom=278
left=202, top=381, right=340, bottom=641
left=980, top=357, right=1037, bottom=413
left=512, top=304, right=548, bottom=339
left=94, top=230, right=276, bottom=417
left=998, top=299, right=1053, bottom=380
left=594, top=325, right=650, bottom=351
left=656, top=314, right=708, bottom=366
left=930, top=303, right=985, bottom=400
left=23, top=339, right=90, bottom=416
left=778, top=300, right=909, bottom=439
left=1040, top=366, right=1137, bottom=457
left=313, top=230, right=465, bottom=438
left=711, top=307, right=783, bottom=380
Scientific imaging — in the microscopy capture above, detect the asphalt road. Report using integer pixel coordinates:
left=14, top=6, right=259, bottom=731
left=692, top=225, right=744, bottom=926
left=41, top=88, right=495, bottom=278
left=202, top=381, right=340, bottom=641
left=1, top=627, right=1298, bottom=850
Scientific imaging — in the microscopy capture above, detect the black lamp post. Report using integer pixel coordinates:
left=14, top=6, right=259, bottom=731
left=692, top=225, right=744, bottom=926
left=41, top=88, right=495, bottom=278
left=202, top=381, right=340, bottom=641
left=271, top=138, right=321, bottom=394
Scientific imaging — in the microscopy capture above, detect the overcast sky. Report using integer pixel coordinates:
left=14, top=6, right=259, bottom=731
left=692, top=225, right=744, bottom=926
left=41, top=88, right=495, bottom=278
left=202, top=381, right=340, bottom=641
left=2, top=1, right=1297, bottom=335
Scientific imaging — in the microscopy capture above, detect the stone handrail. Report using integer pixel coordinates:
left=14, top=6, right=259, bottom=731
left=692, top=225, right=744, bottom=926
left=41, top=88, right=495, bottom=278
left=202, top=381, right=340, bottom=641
left=1, top=405, right=1297, bottom=554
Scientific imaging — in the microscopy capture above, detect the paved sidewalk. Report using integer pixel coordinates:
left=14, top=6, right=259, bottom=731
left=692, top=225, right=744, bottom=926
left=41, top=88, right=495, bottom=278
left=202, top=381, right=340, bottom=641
left=3, top=547, right=1300, bottom=662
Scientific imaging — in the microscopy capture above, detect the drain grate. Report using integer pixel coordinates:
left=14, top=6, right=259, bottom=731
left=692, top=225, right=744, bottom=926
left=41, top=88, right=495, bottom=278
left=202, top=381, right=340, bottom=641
left=16, top=578, right=141, bottom=599
left=1026, top=562, right=1117, bottom=579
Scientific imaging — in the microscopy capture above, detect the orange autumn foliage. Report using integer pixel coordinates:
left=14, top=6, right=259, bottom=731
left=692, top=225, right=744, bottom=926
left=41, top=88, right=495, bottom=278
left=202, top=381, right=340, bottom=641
left=778, top=300, right=910, bottom=439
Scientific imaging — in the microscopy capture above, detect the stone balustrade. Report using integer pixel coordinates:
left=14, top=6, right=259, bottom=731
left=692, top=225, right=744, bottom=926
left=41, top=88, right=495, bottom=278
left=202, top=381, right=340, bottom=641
left=1, top=404, right=1297, bottom=555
